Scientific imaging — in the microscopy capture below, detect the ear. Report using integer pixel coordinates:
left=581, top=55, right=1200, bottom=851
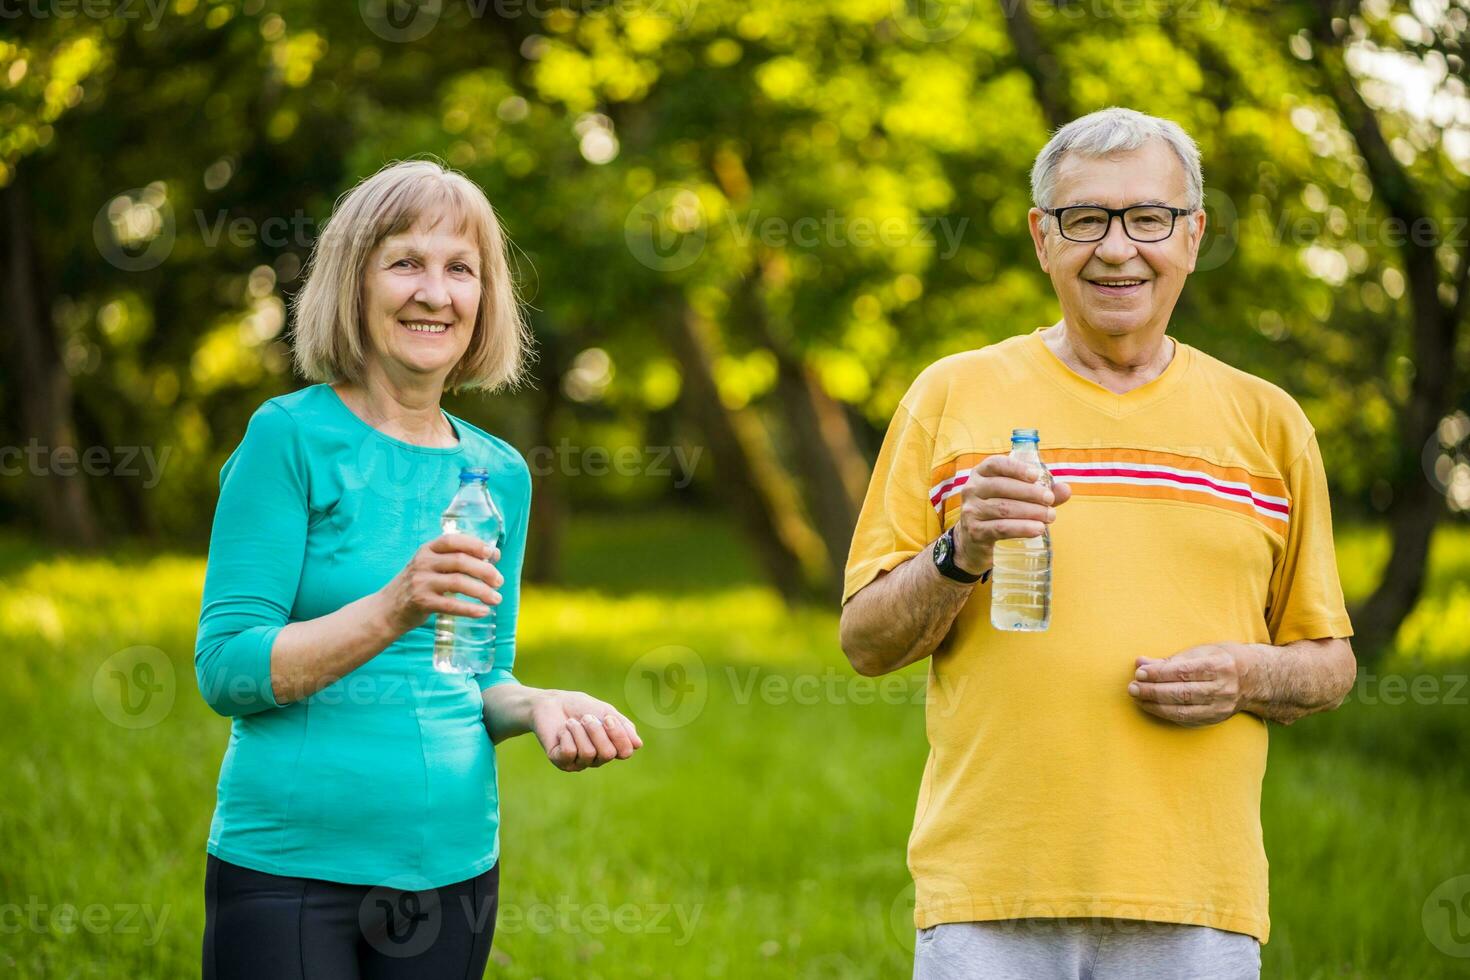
left=1183, top=208, right=1208, bottom=273
left=1027, top=208, right=1051, bottom=274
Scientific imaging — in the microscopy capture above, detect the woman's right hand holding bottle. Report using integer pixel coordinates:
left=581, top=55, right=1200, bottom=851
left=376, top=533, right=504, bottom=636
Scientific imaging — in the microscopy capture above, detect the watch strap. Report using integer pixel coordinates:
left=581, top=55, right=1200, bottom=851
left=935, top=527, right=985, bottom=584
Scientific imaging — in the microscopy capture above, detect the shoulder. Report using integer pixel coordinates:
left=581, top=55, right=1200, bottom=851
left=240, top=391, right=311, bottom=445
left=902, top=333, right=1033, bottom=411
left=247, top=384, right=334, bottom=437
left=450, top=415, right=532, bottom=491
left=1186, top=344, right=1316, bottom=458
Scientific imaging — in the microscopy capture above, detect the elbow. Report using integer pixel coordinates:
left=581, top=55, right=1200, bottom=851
left=195, top=665, right=252, bottom=718
left=195, top=641, right=279, bottom=718
left=1330, top=638, right=1358, bottom=710
left=839, top=610, right=893, bottom=677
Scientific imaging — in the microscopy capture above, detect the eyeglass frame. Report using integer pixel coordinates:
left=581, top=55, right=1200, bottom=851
left=1041, top=204, right=1196, bottom=243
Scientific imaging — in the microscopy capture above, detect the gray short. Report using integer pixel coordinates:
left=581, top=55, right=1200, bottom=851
left=913, top=918, right=1261, bottom=980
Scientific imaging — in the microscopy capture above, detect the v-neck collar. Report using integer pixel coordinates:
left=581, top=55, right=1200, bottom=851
left=1021, top=326, right=1193, bottom=419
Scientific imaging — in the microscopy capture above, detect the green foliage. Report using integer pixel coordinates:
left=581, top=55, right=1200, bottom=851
left=6, top=0, right=1469, bottom=541
left=1, top=514, right=1469, bottom=976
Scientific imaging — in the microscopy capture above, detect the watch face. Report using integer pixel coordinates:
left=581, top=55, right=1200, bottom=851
left=934, top=532, right=950, bottom=564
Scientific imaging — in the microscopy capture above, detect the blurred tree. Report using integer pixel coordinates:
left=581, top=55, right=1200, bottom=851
left=2, top=0, right=1464, bottom=643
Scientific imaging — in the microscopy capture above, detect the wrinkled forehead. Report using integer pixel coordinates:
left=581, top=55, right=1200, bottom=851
left=1051, top=140, right=1189, bottom=208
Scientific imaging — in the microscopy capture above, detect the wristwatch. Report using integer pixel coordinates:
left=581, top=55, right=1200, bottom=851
left=933, top=526, right=989, bottom=584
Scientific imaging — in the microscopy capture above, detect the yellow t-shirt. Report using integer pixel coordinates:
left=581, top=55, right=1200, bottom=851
left=843, top=326, right=1354, bottom=944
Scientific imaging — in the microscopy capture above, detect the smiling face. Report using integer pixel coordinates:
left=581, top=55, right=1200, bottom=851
left=359, top=214, right=483, bottom=386
left=1028, top=140, right=1206, bottom=341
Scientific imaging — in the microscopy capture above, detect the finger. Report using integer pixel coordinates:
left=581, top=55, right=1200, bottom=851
left=614, top=714, right=644, bottom=749
left=431, top=572, right=501, bottom=606
left=966, top=475, right=1055, bottom=506
left=580, top=714, right=619, bottom=765
left=1136, top=658, right=1223, bottom=684
left=976, top=455, right=1048, bottom=484
left=601, top=714, right=637, bottom=759
left=565, top=717, right=597, bottom=766
left=1049, top=480, right=1073, bottom=505
left=424, top=595, right=493, bottom=618
left=554, top=727, right=581, bottom=770
left=975, top=497, right=1056, bottom=524
left=431, top=552, right=505, bottom=588
left=978, top=519, right=1048, bottom=541
left=1128, top=680, right=1221, bottom=705
left=430, top=533, right=494, bottom=559
left=1135, top=700, right=1222, bottom=727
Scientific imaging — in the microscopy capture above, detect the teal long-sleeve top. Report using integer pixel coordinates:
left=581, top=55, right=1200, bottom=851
left=194, top=383, right=531, bottom=886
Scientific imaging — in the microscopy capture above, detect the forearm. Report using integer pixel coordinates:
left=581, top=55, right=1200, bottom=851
left=839, top=549, right=978, bottom=676
left=270, top=592, right=402, bottom=704
left=1232, top=637, right=1357, bottom=725
left=481, top=683, right=549, bottom=744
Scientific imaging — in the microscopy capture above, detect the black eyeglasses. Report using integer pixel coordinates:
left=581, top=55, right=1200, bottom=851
left=1043, top=204, right=1194, bottom=243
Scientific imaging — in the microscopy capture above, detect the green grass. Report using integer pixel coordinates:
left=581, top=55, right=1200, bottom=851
left=1, top=516, right=1468, bottom=977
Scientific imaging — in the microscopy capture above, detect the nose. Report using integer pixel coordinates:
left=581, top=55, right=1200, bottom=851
left=1092, top=214, right=1139, bottom=264
left=413, top=267, right=452, bottom=311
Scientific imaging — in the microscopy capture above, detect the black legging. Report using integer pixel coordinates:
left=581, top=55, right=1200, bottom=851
left=203, top=855, right=499, bottom=979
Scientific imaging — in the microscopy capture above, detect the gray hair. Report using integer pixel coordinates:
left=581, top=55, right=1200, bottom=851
left=1030, top=107, right=1203, bottom=213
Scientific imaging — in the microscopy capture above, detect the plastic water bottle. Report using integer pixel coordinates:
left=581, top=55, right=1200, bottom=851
left=989, top=428, right=1053, bottom=632
left=433, top=468, right=505, bottom=674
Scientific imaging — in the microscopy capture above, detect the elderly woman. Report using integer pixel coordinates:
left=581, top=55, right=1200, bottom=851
left=194, top=159, right=642, bottom=979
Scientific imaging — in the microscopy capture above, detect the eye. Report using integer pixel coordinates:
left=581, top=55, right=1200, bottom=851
left=392, top=258, right=415, bottom=269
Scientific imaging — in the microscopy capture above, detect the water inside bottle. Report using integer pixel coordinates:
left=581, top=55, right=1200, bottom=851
left=432, top=468, right=504, bottom=674
left=989, top=429, right=1053, bottom=632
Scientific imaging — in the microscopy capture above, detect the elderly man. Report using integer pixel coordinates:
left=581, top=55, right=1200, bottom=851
left=840, top=107, right=1356, bottom=979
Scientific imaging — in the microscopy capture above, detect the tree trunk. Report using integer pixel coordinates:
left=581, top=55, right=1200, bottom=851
left=1308, top=9, right=1462, bottom=662
left=741, top=280, right=870, bottom=583
left=662, top=301, right=830, bottom=602
left=1353, top=472, right=1443, bottom=656
left=524, top=362, right=565, bottom=585
left=999, top=0, right=1076, bottom=128
left=0, top=167, right=101, bottom=548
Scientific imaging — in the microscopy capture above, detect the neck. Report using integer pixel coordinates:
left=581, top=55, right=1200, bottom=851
left=1043, top=320, right=1174, bottom=395
left=335, top=361, right=453, bottom=446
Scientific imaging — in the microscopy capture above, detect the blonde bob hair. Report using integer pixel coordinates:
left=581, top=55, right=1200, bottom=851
left=290, top=158, right=532, bottom=393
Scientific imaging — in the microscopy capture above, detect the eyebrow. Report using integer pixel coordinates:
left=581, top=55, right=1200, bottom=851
left=383, top=245, right=479, bottom=264
left=1058, top=199, right=1174, bottom=208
